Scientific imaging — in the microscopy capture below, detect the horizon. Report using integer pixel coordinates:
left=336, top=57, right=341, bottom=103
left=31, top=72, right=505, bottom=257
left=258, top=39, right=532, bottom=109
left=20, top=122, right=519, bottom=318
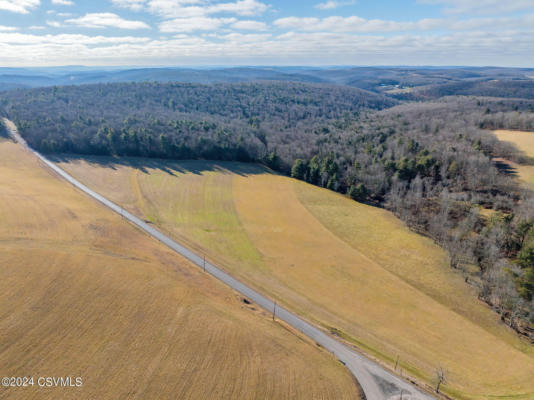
left=2, top=64, right=534, bottom=70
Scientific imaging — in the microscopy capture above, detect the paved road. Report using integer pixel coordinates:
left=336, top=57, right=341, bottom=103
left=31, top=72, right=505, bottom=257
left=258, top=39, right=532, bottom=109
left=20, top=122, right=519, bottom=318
left=5, top=118, right=436, bottom=400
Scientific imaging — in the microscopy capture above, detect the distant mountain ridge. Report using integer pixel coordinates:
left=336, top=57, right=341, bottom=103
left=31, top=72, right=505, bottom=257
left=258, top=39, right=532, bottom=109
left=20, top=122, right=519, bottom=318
left=2, top=66, right=534, bottom=100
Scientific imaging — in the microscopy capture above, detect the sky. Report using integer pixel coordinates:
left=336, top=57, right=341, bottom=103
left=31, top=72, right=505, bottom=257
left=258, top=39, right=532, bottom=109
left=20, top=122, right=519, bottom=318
left=0, top=0, right=533, bottom=67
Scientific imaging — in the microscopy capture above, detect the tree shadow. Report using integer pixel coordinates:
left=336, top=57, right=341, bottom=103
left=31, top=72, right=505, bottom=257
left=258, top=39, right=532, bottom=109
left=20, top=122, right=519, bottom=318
left=0, top=126, right=12, bottom=141
left=0, top=132, right=15, bottom=143
left=48, top=153, right=271, bottom=177
left=493, top=158, right=519, bottom=178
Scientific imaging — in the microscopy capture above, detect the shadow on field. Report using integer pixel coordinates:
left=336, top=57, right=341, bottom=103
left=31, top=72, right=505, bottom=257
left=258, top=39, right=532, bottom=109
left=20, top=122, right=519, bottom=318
left=0, top=127, right=13, bottom=141
left=48, top=153, right=271, bottom=177
left=493, top=158, right=519, bottom=178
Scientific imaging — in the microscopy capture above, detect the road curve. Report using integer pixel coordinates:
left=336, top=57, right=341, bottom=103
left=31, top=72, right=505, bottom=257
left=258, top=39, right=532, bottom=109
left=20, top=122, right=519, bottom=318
left=4, top=118, right=436, bottom=400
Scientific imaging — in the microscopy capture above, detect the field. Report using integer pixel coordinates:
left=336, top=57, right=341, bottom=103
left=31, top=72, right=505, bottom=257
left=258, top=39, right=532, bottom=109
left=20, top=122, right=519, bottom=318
left=493, top=130, right=534, bottom=189
left=0, top=138, right=361, bottom=400
left=494, top=130, right=534, bottom=158
left=56, top=154, right=534, bottom=399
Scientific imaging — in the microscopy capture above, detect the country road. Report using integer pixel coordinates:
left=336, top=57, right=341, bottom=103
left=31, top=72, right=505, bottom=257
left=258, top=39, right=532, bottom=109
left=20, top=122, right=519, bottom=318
left=4, top=118, right=436, bottom=400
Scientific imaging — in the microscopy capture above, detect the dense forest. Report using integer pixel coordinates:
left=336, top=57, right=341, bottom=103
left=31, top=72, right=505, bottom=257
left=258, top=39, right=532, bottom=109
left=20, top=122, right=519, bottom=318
left=1, top=81, right=534, bottom=337
left=0, top=82, right=394, bottom=161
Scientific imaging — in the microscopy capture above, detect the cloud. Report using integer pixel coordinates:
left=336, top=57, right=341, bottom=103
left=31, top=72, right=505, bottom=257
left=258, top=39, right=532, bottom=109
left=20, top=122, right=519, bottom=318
left=207, top=0, right=269, bottom=16
left=46, top=20, right=62, bottom=27
left=274, top=16, right=444, bottom=33
left=215, top=32, right=271, bottom=42
left=151, top=1, right=270, bottom=33
left=1, top=29, right=533, bottom=67
left=0, top=0, right=532, bottom=67
left=146, top=0, right=208, bottom=17
left=151, top=5, right=206, bottom=18
left=0, top=0, right=39, bottom=14
left=159, top=16, right=235, bottom=32
left=419, top=0, right=534, bottom=15
left=315, top=0, right=355, bottom=10
left=273, top=14, right=534, bottom=33
left=0, top=31, right=150, bottom=45
left=111, top=0, right=146, bottom=11
left=51, top=0, right=73, bottom=5
left=231, top=19, right=267, bottom=30
left=66, top=13, right=150, bottom=29
left=148, top=0, right=268, bottom=18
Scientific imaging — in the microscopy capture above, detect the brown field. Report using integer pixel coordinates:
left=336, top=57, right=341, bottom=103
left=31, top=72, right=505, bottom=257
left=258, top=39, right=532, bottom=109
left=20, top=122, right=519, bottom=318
left=56, top=155, right=534, bottom=399
left=0, top=138, right=361, bottom=400
left=493, top=130, right=534, bottom=189
left=494, top=130, right=534, bottom=158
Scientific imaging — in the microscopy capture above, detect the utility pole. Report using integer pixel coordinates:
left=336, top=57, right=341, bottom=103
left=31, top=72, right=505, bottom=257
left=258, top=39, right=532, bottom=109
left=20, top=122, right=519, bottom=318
left=272, top=301, right=277, bottom=321
left=203, top=256, right=206, bottom=272
left=400, top=389, right=403, bottom=400
left=395, top=355, right=399, bottom=371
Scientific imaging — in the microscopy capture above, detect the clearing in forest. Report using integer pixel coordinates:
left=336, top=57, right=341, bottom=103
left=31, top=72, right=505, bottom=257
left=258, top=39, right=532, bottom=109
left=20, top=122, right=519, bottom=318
left=493, top=130, right=534, bottom=189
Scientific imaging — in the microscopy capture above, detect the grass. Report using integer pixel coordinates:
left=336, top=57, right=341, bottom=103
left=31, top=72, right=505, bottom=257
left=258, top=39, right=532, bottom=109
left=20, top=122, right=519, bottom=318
left=56, top=155, right=534, bottom=399
left=494, top=130, right=534, bottom=158
left=0, top=140, right=360, bottom=400
left=493, top=130, right=534, bottom=189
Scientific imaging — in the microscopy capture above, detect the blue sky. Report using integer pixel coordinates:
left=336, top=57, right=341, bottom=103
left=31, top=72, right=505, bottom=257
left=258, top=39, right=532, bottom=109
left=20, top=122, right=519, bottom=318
left=0, top=0, right=533, bottom=67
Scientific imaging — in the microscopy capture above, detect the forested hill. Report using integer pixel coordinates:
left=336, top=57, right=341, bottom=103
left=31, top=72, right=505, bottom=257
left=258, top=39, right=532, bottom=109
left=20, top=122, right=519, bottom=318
left=0, top=81, right=395, bottom=161
left=401, top=80, right=534, bottom=101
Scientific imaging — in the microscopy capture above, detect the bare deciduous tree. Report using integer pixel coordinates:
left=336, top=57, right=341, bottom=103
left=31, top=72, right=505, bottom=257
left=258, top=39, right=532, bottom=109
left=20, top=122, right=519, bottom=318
left=435, top=366, right=447, bottom=393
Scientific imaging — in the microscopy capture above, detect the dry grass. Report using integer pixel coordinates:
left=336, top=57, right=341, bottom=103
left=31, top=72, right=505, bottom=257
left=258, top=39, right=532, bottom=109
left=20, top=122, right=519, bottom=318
left=57, top=155, right=534, bottom=399
left=493, top=130, right=534, bottom=189
left=494, top=130, right=534, bottom=158
left=0, top=140, right=360, bottom=400
left=496, top=157, right=534, bottom=190
left=478, top=207, right=499, bottom=218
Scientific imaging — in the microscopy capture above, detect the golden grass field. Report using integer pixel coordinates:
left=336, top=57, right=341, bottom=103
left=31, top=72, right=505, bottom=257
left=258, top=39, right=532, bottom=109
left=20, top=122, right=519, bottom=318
left=493, top=130, right=534, bottom=189
left=494, top=130, right=534, bottom=158
left=0, top=138, right=361, bottom=400
left=56, top=155, right=534, bottom=399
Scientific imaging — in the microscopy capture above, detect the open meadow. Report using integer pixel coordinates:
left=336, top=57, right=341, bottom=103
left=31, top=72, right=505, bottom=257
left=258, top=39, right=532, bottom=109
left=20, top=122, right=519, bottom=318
left=493, top=130, right=534, bottom=189
left=57, top=155, right=534, bottom=399
left=0, top=138, right=361, bottom=400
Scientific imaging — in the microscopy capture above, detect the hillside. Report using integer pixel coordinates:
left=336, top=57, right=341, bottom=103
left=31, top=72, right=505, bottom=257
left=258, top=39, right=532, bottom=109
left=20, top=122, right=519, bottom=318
left=411, top=80, right=534, bottom=100
left=0, top=81, right=395, bottom=159
left=56, top=154, right=534, bottom=399
left=0, top=137, right=361, bottom=399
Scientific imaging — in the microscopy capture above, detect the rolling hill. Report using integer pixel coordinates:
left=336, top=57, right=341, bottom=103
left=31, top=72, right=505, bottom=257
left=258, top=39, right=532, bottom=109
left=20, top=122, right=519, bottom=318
left=0, top=136, right=361, bottom=399
left=55, top=154, right=534, bottom=399
left=1, top=66, right=534, bottom=97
